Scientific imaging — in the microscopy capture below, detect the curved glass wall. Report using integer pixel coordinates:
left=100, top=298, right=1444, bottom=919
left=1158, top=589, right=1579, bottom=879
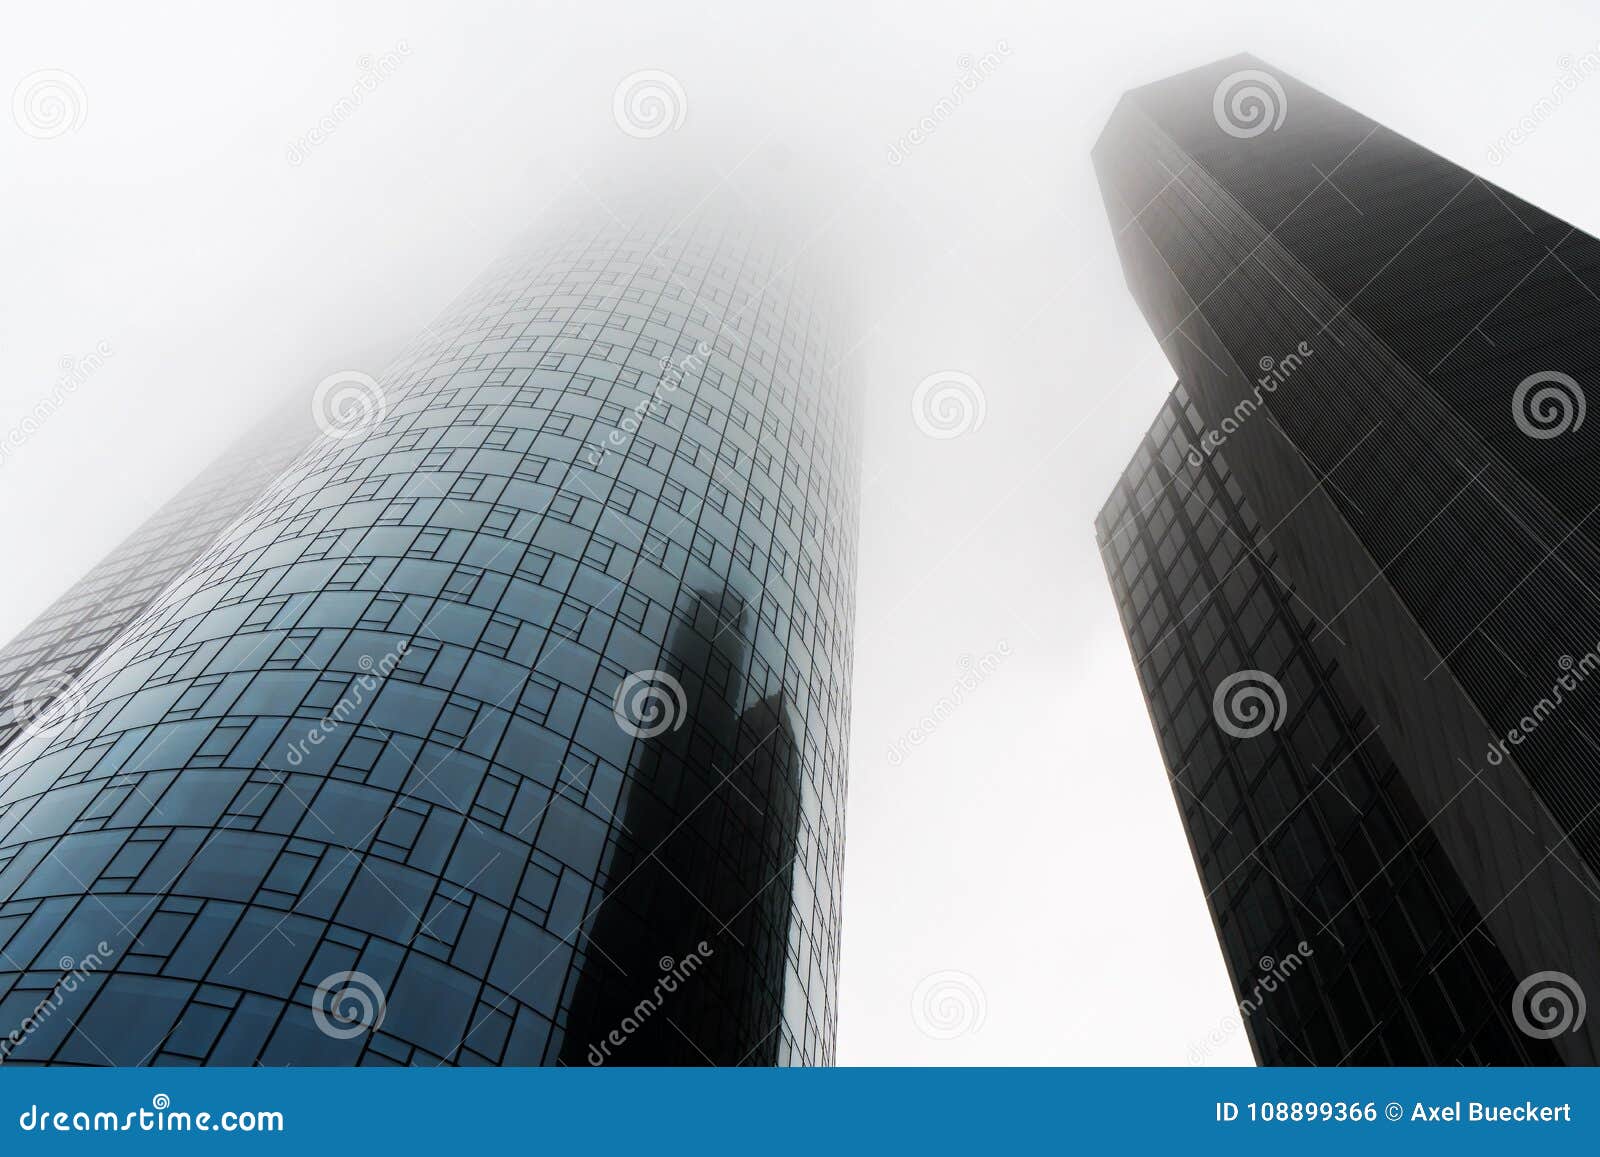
left=0, top=198, right=859, bottom=1066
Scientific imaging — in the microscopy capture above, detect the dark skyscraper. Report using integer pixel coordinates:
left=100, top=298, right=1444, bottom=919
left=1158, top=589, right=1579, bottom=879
left=0, top=195, right=858, bottom=1066
left=1094, top=56, right=1600, bottom=1063
left=1098, top=384, right=1563, bottom=1065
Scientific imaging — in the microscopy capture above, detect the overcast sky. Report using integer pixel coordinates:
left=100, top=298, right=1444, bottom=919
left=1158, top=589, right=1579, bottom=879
left=4, top=0, right=1598, bottom=1064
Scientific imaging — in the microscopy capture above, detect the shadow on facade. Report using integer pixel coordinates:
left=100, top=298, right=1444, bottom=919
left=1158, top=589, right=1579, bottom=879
left=561, top=589, right=801, bottom=1066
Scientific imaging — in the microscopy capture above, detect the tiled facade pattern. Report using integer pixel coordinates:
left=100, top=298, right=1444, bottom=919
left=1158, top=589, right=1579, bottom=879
left=0, top=408, right=314, bottom=756
left=1097, top=386, right=1556, bottom=1064
left=1094, top=56, right=1600, bottom=1063
left=0, top=201, right=859, bottom=1066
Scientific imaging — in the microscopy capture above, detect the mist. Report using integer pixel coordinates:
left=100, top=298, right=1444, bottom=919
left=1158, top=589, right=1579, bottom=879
left=4, top=0, right=1596, bottom=1064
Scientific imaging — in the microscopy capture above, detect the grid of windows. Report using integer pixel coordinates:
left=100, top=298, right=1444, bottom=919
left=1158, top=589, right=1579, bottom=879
left=0, top=406, right=314, bottom=755
left=0, top=198, right=859, bottom=1066
left=1097, top=385, right=1554, bottom=1065
left=1094, top=55, right=1600, bottom=1064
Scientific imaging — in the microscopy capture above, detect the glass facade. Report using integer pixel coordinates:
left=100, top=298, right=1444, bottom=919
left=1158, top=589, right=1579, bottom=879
left=1098, top=385, right=1556, bottom=1064
left=0, top=406, right=313, bottom=756
left=1095, top=56, right=1600, bottom=1063
left=0, top=198, right=858, bottom=1066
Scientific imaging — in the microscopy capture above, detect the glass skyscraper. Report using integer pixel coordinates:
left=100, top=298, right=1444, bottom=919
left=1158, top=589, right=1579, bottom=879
left=1095, top=56, right=1600, bottom=1064
left=0, top=195, right=859, bottom=1067
left=0, top=405, right=314, bottom=757
left=1099, top=385, right=1561, bottom=1065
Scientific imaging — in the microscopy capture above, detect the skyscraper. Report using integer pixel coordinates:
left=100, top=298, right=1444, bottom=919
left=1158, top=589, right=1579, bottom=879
left=1098, top=384, right=1563, bottom=1065
left=1094, top=56, right=1600, bottom=1063
left=0, top=195, right=859, bottom=1066
left=0, top=405, right=314, bottom=756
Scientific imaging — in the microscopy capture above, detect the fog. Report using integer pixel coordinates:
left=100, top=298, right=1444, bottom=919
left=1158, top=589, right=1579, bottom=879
left=4, top=0, right=1597, bottom=1063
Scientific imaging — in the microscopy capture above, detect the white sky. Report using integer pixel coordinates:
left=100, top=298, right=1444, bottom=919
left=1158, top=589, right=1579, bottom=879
left=3, top=0, right=1598, bottom=1065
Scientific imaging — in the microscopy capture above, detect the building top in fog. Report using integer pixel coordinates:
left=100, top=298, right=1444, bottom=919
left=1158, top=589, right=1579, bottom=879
left=0, top=194, right=860, bottom=1067
left=1095, top=57, right=1600, bottom=1063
